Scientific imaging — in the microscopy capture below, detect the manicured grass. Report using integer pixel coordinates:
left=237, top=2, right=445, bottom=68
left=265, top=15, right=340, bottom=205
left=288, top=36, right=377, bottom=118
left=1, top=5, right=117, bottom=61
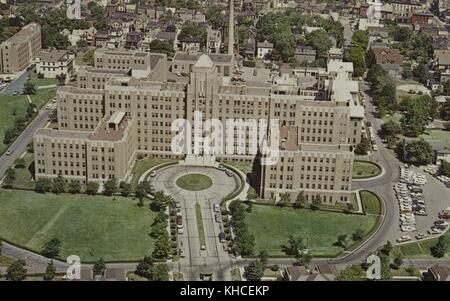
left=382, top=113, right=402, bottom=124
left=129, top=158, right=172, bottom=189
left=0, top=93, right=28, bottom=153
left=0, top=189, right=156, bottom=262
left=11, top=152, right=35, bottom=190
left=176, top=174, right=213, bottom=191
left=360, top=191, right=382, bottom=215
left=245, top=204, right=378, bottom=257
left=419, top=129, right=450, bottom=149
left=195, top=203, right=206, bottom=249
left=391, top=267, right=421, bottom=278
left=226, top=161, right=253, bottom=175
left=29, top=74, right=57, bottom=87
left=353, top=160, right=382, bottom=179
left=394, top=232, right=450, bottom=259
left=0, top=88, right=56, bottom=154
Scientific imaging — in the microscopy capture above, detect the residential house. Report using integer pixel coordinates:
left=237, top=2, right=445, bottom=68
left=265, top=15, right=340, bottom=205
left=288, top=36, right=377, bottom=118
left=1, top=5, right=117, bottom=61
left=243, top=37, right=256, bottom=60
left=423, top=265, right=450, bottom=281
left=125, top=31, right=143, bottom=49
left=411, top=12, right=433, bottom=25
left=95, top=31, right=109, bottom=48
left=257, top=40, right=273, bottom=60
left=180, top=36, right=202, bottom=52
left=206, top=29, right=221, bottom=54
left=434, top=49, right=450, bottom=72
left=328, top=47, right=343, bottom=62
left=373, top=47, right=405, bottom=79
left=294, top=46, right=316, bottom=63
left=391, top=0, right=423, bottom=17
left=36, top=49, right=74, bottom=79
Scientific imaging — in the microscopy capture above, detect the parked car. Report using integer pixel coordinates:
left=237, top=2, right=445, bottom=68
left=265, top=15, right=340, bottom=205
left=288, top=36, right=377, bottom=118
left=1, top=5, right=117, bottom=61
left=179, top=248, right=185, bottom=258
left=213, top=204, right=220, bottom=213
left=415, top=233, right=428, bottom=240
left=428, top=227, right=443, bottom=235
left=150, top=171, right=156, bottom=177
left=396, top=236, right=412, bottom=243
left=215, top=214, right=221, bottom=223
left=5, top=150, right=12, bottom=156
left=177, top=228, right=184, bottom=234
left=218, top=232, right=226, bottom=243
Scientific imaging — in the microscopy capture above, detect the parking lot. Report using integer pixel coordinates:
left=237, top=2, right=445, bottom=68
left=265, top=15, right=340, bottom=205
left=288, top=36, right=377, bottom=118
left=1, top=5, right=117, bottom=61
left=394, top=165, right=450, bottom=244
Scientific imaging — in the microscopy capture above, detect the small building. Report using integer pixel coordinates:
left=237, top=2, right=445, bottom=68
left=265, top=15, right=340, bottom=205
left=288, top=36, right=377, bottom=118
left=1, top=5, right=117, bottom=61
left=180, top=36, right=202, bottom=52
left=423, top=265, right=450, bottom=281
left=36, top=49, right=73, bottom=79
left=257, top=40, right=273, bottom=60
left=206, top=29, right=221, bottom=54
left=294, top=46, right=316, bottom=63
left=411, top=12, right=433, bottom=25
left=125, top=31, right=143, bottom=49
left=434, top=49, right=450, bottom=72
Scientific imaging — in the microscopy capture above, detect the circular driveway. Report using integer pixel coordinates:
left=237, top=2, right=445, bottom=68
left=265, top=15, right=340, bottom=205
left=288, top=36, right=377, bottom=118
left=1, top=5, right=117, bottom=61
left=150, top=165, right=240, bottom=203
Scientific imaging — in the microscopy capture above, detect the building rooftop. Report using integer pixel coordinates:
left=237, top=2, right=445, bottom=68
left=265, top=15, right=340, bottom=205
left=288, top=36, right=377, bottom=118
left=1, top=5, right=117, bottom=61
left=90, top=113, right=130, bottom=142
left=37, top=49, right=70, bottom=63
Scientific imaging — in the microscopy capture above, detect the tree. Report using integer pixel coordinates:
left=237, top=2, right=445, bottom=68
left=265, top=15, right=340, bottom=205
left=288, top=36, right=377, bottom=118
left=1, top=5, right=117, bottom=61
left=441, top=98, right=450, bottom=121
left=311, top=194, right=321, bottom=209
left=68, top=181, right=81, bottom=194
left=247, top=187, right=258, bottom=201
left=392, top=252, right=403, bottom=269
left=42, top=238, right=61, bottom=258
left=152, top=263, right=169, bottom=281
left=352, top=30, right=369, bottom=49
left=14, top=158, right=26, bottom=168
left=244, top=260, right=264, bottom=281
left=294, top=191, right=306, bottom=209
left=149, top=40, right=175, bottom=58
left=35, top=178, right=53, bottom=193
left=3, top=127, right=17, bottom=145
left=205, top=6, right=224, bottom=30
left=52, top=175, right=66, bottom=194
left=56, top=74, right=66, bottom=86
left=381, top=120, right=401, bottom=139
left=119, top=181, right=131, bottom=197
left=336, top=265, right=365, bottom=281
left=380, top=241, right=393, bottom=256
left=135, top=182, right=146, bottom=205
left=43, top=260, right=56, bottom=281
left=85, top=181, right=99, bottom=195
left=285, top=234, right=307, bottom=256
left=152, top=233, right=170, bottom=259
left=151, top=191, right=169, bottom=212
left=82, top=49, right=95, bottom=66
left=439, top=161, right=450, bottom=177
left=150, top=222, right=167, bottom=238
left=352, top=228, right=365, bottom=241
left=178, top=21, right=207, bottom=47
left=412, top=63, right=430, bottom=85
left=431, top=236, right=448, bottom=258
left=235, top=227, right=255, bottom=256
left=6, top=259, right=27, bottom=281
left=3, top=168, right=16, bottom=188
left=103, top=178, right=118, bottom=196
left=346, top=46, right=366, bottom=77
left=354, top=136, right=371, bottom=155
left=88, top=2, right=107, bottom=30
left=305, top=30, right=332, bottom=61
left=93, top=258, right=106, bottom=276
left=259, top=250, right=269, bottom=267
left=401, top=96, right=433, bottom=137
left=23, top=78, right=36, bottom=95
left=403, top=139, right=433, bottom=165
left=278, top=192, right=290, bottom=207
left=336, top=234, right=349, bottom=249
left=135, top=256, right=154, bottom=279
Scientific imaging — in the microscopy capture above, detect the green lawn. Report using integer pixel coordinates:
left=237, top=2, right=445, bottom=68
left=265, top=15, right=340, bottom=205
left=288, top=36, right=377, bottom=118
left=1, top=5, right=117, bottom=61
left=353, top=160, right=382, bottom=179
left=225, top=161, right=253, bottom=175
left=176, top=174, right=213, bottom=191
left=381, top=113, right=402, bottom=124
left=195, top=203, right=206, bottom=249
left=0, top=189, right=156, bottom=262
left=360, top=191, right=382, bottom=215
left=419, top=129, right=450, bottom=149
left=29, top=74, right=57, bottom=87
left=11, top=152, right=35, bottom=189
left=394, top=231, right=450, bottom=259
left=0, top=93, right=28, bottom=153
left=245, top=204, right=378, bottom=257
left=0, top=88, right=56, bottom=154
left=129, top=158, right=173, bottom=189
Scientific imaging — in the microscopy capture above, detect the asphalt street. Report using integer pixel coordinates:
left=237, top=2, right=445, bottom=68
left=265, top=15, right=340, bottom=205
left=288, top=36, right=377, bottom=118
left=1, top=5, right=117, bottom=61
left=2, top=68, right=34, bottom=96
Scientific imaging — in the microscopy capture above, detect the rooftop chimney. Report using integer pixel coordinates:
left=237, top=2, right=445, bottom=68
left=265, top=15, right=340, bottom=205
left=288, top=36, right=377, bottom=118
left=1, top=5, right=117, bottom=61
left=228, top=0, right=234, bottom=57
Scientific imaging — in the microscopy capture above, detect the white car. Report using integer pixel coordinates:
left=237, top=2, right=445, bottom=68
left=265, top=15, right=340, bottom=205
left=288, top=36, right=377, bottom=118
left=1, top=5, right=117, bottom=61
left=415, top=233, right=428, bottom=240
left=428, top=227, right=443, bottom=235
left=401, top=225, right=416, bottom=232
left=150, top=171, right=156, bottom=177
left=396, top=236, right=412, bottom=243
left=177, top=227, right=184, bottom=234
left=5, top=150, right=12, bottom=156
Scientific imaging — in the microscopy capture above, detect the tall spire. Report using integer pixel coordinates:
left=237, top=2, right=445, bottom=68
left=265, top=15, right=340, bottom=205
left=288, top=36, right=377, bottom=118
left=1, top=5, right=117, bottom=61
left=228, top=0, right=234, bottom=56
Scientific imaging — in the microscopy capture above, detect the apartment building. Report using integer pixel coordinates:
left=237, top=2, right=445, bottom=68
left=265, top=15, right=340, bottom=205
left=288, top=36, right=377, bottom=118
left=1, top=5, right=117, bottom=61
left=0, top=23, right=41, bottom=73
left=34, top=50, right=364, bottom=205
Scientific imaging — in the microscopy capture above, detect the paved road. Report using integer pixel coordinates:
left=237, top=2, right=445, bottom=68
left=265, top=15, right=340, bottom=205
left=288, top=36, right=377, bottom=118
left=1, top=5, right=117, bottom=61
left=2, top=68, right=34, bottom=96
left=0, top=109, right=50, bottom=178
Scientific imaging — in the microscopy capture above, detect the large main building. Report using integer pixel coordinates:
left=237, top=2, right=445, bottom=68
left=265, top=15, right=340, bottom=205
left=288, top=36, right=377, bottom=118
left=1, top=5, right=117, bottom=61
left=34, top=48, right=364, bottom=205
